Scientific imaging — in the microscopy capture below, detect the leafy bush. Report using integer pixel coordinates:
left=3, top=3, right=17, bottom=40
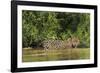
left=22, top=10, right=90, bottom=48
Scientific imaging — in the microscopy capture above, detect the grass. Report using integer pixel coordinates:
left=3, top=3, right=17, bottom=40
left=22, top=48, right=90, bottom=62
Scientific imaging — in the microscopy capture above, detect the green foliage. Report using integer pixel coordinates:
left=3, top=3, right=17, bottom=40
left=22, top=10, right=90, bottom=48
